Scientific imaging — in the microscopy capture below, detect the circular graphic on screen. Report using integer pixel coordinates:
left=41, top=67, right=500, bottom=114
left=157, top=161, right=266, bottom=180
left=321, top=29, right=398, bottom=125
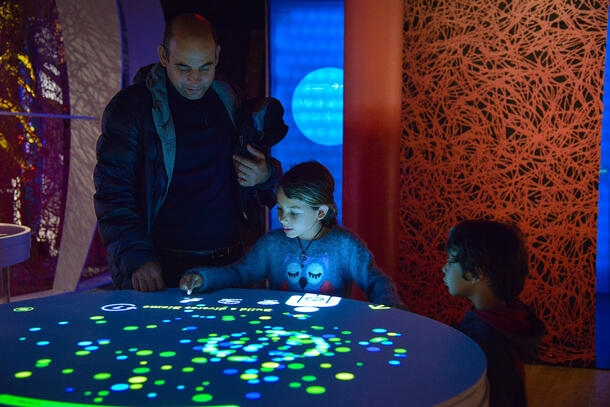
left=292, top=67, right=343, bottom=146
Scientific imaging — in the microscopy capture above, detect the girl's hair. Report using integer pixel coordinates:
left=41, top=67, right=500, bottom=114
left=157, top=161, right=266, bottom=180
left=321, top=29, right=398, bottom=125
left=278, top=161, right=338, bottom=226
left=446, top=220, right=529, bottom=304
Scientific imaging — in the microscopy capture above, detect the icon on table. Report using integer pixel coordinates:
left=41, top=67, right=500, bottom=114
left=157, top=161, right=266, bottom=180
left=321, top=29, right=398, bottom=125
left=101, top=303, right=137, bottom=312
left=285, top=293, right=341, bottom=308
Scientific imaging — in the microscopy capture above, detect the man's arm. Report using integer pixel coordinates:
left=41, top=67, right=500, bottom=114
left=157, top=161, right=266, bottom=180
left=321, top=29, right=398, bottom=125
left=93, top=92, right=163, bottom=290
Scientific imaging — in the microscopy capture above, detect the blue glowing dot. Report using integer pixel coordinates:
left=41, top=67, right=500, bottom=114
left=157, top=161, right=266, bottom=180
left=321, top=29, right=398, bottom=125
left=247, top=379, right=260, bottom=385
left=245, top=369, right=259, bottom=374
left=366, top=347, right=381, bottom=352
left=179, top=339, right=191, bottom=344
left=65, top=388, right=75, bottom=393
left=162, top=320, right=171, bottom=323
left=78, top=341, right=93, bottom=346
left=84, top=346, right=99, bottom=351
left=58, top=321, right=68, bottom=325
left=358, top=341, right=369, bottom=346
left=29, top=327, right=41, bottom=331
left=395, top=354, right=407, bottom=358
left=263, top=376, right=279, bottom=383
left=223, top=369, right=239, bottom=375
left=184, top=309, right=193, bottom=313
left=19, top=337, right=26, bottom=341
left=372, top=329, right=387, bottom=333
left=182, top=326, right=197, bottom=331
left=381, top=341, right=394, bottom=346
left=389, top=360, right=401, bottom=365
left=177, top=385, right=185, bottom=390
left=206, top=316, right=216, bottom=319
left=110, top=383, right=129, bottom=392
left=245, top=392, right=261, bottom=400
left=322, top=334, right=336, bottom=339
left=210, top=358, right=221, bottom=363
left=116, top=355, right=128, bottom=360
left=97, top=339, right=111, bottom=344
left=174, top=317, right=182, bottom=320
left=147, top=393, right=158, bottom=398
left=36, top=341, right=50, bottom=346
left=197, top=303, right=206, bottom=306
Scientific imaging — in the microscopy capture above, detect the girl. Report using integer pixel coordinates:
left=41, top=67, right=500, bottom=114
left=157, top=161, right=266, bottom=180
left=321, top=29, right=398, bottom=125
left=180, top=161, right=403, bottom=307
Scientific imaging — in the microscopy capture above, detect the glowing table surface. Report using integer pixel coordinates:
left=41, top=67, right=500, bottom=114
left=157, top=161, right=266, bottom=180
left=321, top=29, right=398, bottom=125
left=0, top=288, right=487, bottom=406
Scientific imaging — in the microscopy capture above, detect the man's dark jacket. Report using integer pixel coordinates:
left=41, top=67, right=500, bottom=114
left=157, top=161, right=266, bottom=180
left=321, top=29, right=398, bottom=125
left=94, top=63, right=286, bottom=288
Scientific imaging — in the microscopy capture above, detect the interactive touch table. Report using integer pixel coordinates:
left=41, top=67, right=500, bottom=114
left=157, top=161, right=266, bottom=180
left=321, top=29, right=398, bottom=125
left=0, top=289, right=488, bottom=406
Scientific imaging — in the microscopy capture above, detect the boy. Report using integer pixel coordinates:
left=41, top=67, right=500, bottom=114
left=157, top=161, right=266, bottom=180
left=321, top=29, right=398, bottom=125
left=443, top=220, right=545, bottom=407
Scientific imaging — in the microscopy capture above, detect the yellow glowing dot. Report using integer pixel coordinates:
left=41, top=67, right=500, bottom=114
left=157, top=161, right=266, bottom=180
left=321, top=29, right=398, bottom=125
left=320, top=363, right=332, bottom=368
left=14, top=371, right=32, bottom=378
left=336, top=372, right=355, bottom=380
left=161, top=365, right=173, bottom=370
left=146, top=325, right=158, bottom=328
left=89, top=316, right=104, bottom=320
left=259, top=316, right=271, bottom=320
left=240, top=374, right=258, bottom=380
left=130, top=384, right=143, bottom=390
left=261, top=362, right=280, bottom=369
left=128, top=376, right=147, bottom=384
left=140, top=361, right=148, bottom=365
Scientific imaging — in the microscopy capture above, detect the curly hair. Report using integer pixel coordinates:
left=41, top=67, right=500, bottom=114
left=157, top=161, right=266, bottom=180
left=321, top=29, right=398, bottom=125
left=446, top=220, right=529, bottom=304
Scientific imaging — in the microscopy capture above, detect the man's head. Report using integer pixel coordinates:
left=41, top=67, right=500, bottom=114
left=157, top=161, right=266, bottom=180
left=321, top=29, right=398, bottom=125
left=443, top=220, right=529, bottom=304
left=158, top=13, right=220, bottom=100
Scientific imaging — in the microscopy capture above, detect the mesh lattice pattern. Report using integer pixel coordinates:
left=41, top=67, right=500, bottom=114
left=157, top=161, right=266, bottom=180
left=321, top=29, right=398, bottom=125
left=399, top=0, right=607, bottom=366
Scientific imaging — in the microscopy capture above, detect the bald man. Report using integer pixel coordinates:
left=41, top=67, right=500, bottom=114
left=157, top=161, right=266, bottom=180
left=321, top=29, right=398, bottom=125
left=94, top=14, right=285, bottom=291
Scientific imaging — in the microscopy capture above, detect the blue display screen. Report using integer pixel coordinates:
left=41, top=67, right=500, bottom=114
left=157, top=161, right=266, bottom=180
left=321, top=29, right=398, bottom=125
left=269, top=0, right=344, bottom=228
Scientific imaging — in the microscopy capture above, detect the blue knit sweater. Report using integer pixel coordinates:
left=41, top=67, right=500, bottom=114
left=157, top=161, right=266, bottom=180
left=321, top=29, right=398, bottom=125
left=185, top=227, right=402, bottom=306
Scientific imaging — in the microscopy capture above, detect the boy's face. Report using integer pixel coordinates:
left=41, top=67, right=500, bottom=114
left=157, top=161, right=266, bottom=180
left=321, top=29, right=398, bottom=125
left=442, top=249, right=473, bottom=298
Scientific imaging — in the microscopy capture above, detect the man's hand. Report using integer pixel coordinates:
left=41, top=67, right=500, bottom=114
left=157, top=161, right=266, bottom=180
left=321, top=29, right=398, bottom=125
left=131, top=261, right=166, bottom=292
left=233, top=145, right=269, bottom=187
left=179, top=274, right=204, bottom=295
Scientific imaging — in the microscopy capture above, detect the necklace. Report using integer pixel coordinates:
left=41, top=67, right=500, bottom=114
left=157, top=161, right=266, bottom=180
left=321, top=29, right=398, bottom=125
left=296, top=227, right=323, bottom=269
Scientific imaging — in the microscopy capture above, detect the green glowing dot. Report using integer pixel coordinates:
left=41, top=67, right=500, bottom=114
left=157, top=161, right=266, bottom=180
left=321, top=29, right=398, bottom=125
left=13, top=307, right=34, bottom=312
left=306, top=386, right=326, bottom=394
left=249, top=320, right=261, bottom=324
left=93, top=373, right=111, bottom=380
left=95, top=321, right=107, bottom=324
left=192, top=357, right=208, bottom=364
left=62, top=369, right=74, bottom=374
left=262, top=362, right=280, bottom=369
left=370, top=337, right=387, bottom=343
left=336, top=372, right=355, bottom=380
left=19, top=337, right=26, bottom=341
left=75, top=351, right=90, bottom=356
left=394, top=348, right=407, bottom=353
left=159, top=351, right=176, bottom=357
left=84, top=391, right=92, bottom=396
left=240, top=374, right=258, bottom=380
left=195, top=386, right=204, bottom=391
left=182, top=367, right=195, bottom=373
left=14, top=371, right=32, bottom=378
left=287, top=363, right=305, bottom=370
left=98, top=391, right=109, bottom=396
left=136, top=350, right=153, bottom=356
left=36, top=359, right=51, bottom=364
left=192, top=393, right=213, bottom=403
left=154, top=380, right=165, bottom=385
left=140, top=361, right=148, bottom=365
left=341, top=331, right=352, bottom=335
left=357, top=362, right=363, bottom=366
left=209, top=333, right=218, bottom=337
left=335, top=347, right=351, bottom=353
left=146, top=325, right=158, bottom=328
left=132, top=367, right=150, bottom=374
left=93, top=397, right=103, bottom=402
left=98, top=340, right=110, bottom=345
left=320, top=363, right=332, bottom=368
left=130, top=384, right=143, bottom=390
left=302, top=375, right=316, bottom=382
left=329, top=338, right=340, bottom=342
left=289, top=382, right=301, bottom=388
left=123, top=326, right=139, bottom=331
left=260, top=367, right=272, bottom=372
left=128, top=376, right=147, bottom=384
left=115, top=351, right=123, bottom=354
left=89, top=316, right=104, bottom=320
left=222, top=316, right=235, bottom=321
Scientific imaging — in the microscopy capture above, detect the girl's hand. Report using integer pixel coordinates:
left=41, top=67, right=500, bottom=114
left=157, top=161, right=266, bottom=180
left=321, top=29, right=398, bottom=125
left=180, top=274, right=203, bottom=295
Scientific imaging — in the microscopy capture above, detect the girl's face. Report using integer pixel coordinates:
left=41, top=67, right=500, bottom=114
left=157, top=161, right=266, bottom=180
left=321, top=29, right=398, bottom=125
left=442, top=249, right=472, bottom=298
left=277, top=187, right=328, bottom=240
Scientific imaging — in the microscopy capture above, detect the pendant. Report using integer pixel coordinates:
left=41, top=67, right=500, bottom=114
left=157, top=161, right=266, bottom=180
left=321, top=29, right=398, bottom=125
left=300, top=253, right=307, bottom=269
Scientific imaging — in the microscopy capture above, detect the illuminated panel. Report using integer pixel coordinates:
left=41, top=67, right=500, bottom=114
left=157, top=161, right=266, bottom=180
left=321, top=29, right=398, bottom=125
left=269, top=0, right=344, bottom=228
left=0, top=288, right=486, bottom=406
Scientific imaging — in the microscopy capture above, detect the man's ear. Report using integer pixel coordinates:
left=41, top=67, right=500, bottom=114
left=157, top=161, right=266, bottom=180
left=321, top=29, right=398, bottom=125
left=317, top=205, right=329, bottom=220
left=215, top=45, right=221, bottom=64
left=158, top=45, right=168, bottom=66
